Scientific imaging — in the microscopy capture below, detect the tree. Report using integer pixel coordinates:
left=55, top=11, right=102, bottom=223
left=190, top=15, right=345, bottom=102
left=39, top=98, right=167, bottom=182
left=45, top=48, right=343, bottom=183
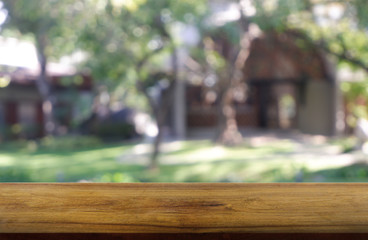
left=78, top=0, right=207, bottom=169
left=209, top=16, right=250, bottom=146
left=1, top=0, right=84, bottom=135
left=185, top=0, right=262, bottom=146
left=263, top=0, right=368, bottom=71
left=193, top=23, right=246, bottom=146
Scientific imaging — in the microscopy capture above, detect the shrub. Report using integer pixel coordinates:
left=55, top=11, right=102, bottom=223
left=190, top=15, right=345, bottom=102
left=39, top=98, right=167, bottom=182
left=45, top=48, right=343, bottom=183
left=94, top=172, right=139, bottom=183
left=0, top=167, right=32, bottom=182
left=90, top=122, right=137, bottom=139
left=40, top=135, right=102, bottom=151
left=5, top=124, right=42, bottom=140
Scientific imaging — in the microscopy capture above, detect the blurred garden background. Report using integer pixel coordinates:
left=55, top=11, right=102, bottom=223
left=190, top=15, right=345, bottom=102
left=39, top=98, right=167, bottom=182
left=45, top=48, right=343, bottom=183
left=0, top=0, right=368, bottom=182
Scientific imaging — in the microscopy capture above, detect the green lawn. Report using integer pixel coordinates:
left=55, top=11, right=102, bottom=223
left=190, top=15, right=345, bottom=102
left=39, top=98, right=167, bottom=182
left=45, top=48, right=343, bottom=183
left=0, top=138, right=367, bottom=182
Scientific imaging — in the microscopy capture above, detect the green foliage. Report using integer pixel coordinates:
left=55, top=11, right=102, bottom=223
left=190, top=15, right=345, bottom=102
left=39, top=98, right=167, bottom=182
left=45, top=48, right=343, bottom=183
left=0, top=167, right=32, bottom=182
left=251, top=0, right=368, bottom=76
left=40, top=135, right=102, bottom=151
left=2, top=0, right=84, bottom=59
left=95, top=172, right=139, bottom=183
left=302, top=163, right=368, bottom=182
left=205, top=49, right=226, bottom=71
left=329, top=137, right=357, bottom=153
left=0, top=139, right=34, bottom=152
left=341, top=80, right=368, bottom=126
left=4, top=124, right=41, bottom=140
left=78, top=0, right=208, bottom=97
left=350, top=0, right=368, bottom=28
left=252, top=0, right=310, bottom=31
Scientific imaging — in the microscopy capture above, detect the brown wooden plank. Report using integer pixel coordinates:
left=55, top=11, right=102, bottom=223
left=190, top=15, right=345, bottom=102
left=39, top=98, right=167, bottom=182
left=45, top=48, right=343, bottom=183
left=1, top=233, right=367, bottom=240
left=1, top=183, right=368, bottom=233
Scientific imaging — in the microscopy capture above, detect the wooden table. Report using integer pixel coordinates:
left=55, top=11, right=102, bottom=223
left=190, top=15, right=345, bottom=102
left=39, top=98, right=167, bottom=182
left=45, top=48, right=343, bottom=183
left=1, top=183, right=368, bottom=239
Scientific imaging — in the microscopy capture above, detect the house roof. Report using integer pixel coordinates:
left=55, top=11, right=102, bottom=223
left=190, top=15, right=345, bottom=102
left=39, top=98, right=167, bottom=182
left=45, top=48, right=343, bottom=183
left=243, top=30, right=333, bottom=82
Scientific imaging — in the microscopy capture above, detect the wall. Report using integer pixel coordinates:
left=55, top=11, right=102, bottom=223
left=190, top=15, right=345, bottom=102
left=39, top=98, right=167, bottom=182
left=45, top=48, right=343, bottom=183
left=298, top=81, right=335, bottom=136
left=0, top=85, right=43, bottom=138
left=0, top=85, right=41, bottom=102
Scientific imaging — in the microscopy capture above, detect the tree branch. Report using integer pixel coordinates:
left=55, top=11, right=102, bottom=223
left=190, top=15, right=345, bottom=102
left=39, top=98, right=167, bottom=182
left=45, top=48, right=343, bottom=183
left=319, top=40, right=368, bottom=74
left=289, top=29, right=368, bottom=74
left=136, top=46, right=165, bottom=71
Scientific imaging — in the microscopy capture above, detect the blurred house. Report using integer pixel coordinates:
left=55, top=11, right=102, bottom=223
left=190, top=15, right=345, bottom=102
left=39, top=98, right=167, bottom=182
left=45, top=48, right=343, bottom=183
left=184, top=30, right=340, bottom=137
left=158, top=1, right=341, bottom=139
left=0, top=37, right=92, bottom=139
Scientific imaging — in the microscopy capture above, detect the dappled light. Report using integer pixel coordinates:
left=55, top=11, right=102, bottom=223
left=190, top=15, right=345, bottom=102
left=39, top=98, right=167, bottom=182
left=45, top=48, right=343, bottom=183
left=0, top=0, right=367, bottom=182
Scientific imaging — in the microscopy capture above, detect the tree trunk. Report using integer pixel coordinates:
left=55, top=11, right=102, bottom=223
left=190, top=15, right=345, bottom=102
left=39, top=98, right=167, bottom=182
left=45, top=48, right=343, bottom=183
left=214, top=86, right=243, bottom=146
left=149, top=48, right=178, bottom=170
left=212, top=3, right=251, bottom=146
left=35, top=35, right=56, bottom=136
left=213, top=29, right=251, bottom=145
left=149, top=107, right=165, bottom=170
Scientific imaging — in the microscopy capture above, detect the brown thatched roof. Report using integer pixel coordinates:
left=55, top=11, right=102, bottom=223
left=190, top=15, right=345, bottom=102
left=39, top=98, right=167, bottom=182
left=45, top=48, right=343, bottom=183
left=243, top=30, right=331, bottom=82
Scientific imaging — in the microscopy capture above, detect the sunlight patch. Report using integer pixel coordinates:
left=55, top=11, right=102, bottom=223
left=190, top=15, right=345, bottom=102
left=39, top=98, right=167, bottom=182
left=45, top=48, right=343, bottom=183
left=183, top=145, right=227, bottom=162
left=0, top=156, right=15, bottom=166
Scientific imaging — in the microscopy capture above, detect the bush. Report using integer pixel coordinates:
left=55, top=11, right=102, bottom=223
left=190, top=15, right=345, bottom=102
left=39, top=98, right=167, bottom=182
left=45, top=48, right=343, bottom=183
left=90, top=122, right=137, bottom=139
left=94, top=172, right=139, bottom=183
left=40, top=135, right=102, bottom=151
left=0, top=167, right=32, bottom=182
left=0, top=139, right=34, bottom=151
left=4, top=124, right=42, bottom=140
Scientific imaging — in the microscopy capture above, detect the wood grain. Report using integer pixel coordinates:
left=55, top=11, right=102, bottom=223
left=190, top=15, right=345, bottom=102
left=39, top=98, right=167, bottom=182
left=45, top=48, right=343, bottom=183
left=0, top=183, right=368, bottom=233
left=1, top=233, right=368, bottom=240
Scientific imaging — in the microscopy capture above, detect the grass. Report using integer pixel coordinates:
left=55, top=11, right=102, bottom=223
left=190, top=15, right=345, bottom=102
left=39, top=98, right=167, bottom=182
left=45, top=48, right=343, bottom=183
left=0, top=138, right=367, bottom=182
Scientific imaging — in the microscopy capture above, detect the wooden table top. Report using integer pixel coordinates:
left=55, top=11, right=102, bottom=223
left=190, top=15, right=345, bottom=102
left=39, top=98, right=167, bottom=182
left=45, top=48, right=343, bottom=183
left=0, top=183, right=368, bottom=234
